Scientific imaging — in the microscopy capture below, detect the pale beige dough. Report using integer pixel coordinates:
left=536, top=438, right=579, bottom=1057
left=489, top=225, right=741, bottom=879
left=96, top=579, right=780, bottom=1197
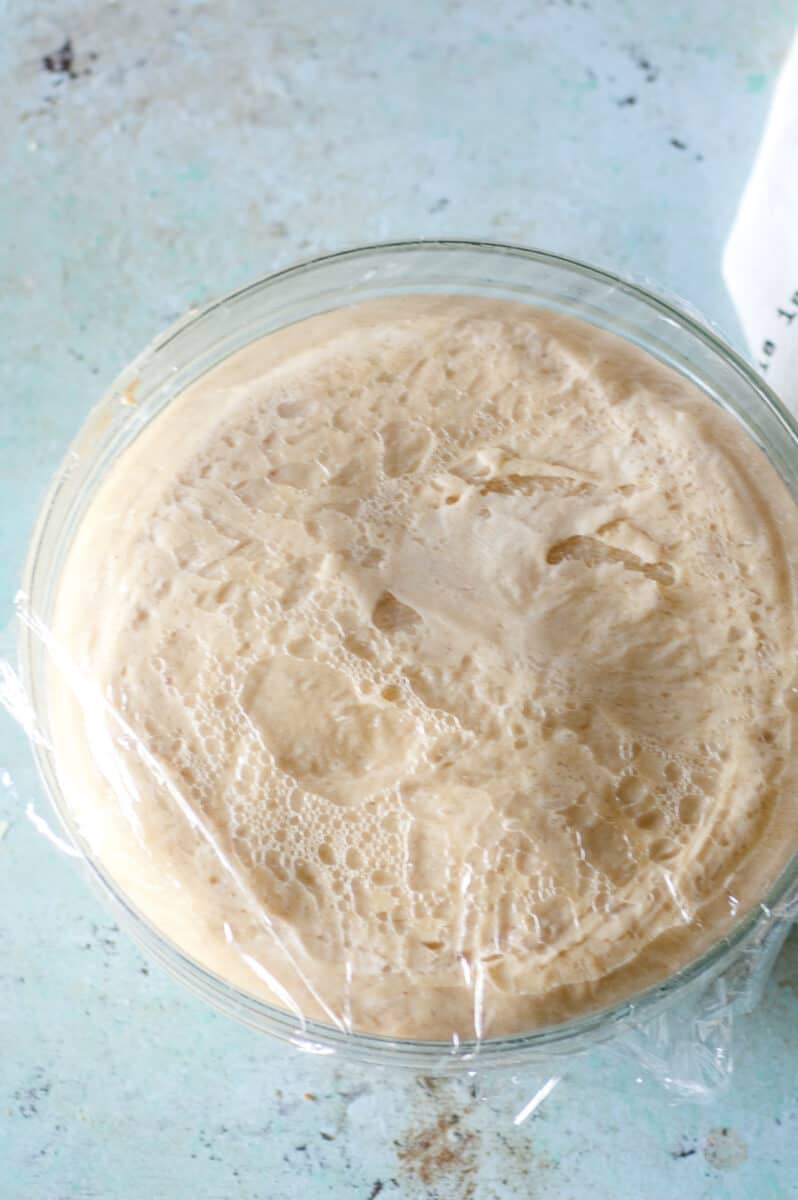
left=50, top=295, right=798, bottom=1038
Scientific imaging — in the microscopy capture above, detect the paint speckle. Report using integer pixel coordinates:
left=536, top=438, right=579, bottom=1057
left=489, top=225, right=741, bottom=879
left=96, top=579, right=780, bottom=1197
left=703, top=1127, right=748, bottom=1170
left=429, top=197, right=450, bottom=214
left=196, top=1126, right=225, bottom=1164
left=367, top=1182, right=384, bottom=1200
left=617, top=94, right=637, bottom=107
left=84, top=922, right=120, bottom=955
left=14, top=1071, right=51, bottom=1119
left=671, top=1144, right=697, bottom=1159
left=670, top=138, right=687, bottom=150
left=41, top=38, right=97, bottom=81
left=41, top=38, right=96, bottom=84
left=629, top=49, right=658, bottom=82
left=43, top=39, right=76, bottom=77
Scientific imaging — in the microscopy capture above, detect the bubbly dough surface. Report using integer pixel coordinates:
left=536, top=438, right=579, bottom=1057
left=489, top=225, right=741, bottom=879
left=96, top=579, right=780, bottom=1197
left=51, top=295, right=798, bottom=1038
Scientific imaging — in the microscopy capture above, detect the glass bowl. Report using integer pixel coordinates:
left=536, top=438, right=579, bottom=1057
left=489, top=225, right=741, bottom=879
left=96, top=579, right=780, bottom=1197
left=19, top=240, right=798, bottom=1071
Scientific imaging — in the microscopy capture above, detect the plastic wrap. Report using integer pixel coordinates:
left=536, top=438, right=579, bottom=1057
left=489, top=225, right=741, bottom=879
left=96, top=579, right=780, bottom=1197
left=3, top=243, right=797, bottom=1103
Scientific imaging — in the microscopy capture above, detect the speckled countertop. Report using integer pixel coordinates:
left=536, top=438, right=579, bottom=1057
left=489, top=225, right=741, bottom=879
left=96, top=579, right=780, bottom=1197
left=2, top=3, right=797, bottom=1197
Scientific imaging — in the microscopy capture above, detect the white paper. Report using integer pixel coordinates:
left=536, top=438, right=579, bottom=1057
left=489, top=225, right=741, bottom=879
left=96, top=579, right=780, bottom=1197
left=723, top=35, right=798, bottom=413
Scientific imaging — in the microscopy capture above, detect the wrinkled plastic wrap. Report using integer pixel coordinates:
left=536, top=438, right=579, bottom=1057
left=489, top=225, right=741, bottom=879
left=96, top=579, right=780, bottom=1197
left=3, top=245, right=798, bottom=1107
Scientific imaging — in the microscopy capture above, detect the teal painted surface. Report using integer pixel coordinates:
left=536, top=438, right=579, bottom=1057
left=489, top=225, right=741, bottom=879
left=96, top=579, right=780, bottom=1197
left=2, top=2, right=797, bottom=1196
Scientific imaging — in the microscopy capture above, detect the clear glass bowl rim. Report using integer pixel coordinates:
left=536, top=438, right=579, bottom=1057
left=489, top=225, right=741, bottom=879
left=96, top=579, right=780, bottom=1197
left=19, top=238, right=798, bottom=1071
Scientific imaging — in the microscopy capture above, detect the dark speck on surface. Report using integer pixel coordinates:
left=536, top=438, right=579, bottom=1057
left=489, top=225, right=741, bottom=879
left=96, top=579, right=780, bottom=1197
left=671, top=1146, right=697, bottom=1159
left=320, top=1131, right=335, bottom=1141
left=617, top=94, right=637, bottom=106
left=670, top=138, right=687, bottom=150
left=630, top=49, right=658, bottom=82
left=367, top=1182, right=384, bottom=1200
left=86, top=921, right=120, bottom=955
left=429, top=197, right=450, bottom=214
left=14, top=1072, right=51, bottom=1119
left=43, top=39, right=75, bottom=76
left=42, top=38, right=97, bottom=81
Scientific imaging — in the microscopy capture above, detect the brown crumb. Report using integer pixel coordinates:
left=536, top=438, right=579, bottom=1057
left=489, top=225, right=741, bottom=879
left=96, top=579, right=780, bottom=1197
left=397, top=1114, right=479, bottom=1197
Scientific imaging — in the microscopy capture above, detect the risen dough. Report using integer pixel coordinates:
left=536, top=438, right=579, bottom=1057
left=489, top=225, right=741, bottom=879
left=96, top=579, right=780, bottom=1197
left=50, top=296, right=798, bottom=1038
